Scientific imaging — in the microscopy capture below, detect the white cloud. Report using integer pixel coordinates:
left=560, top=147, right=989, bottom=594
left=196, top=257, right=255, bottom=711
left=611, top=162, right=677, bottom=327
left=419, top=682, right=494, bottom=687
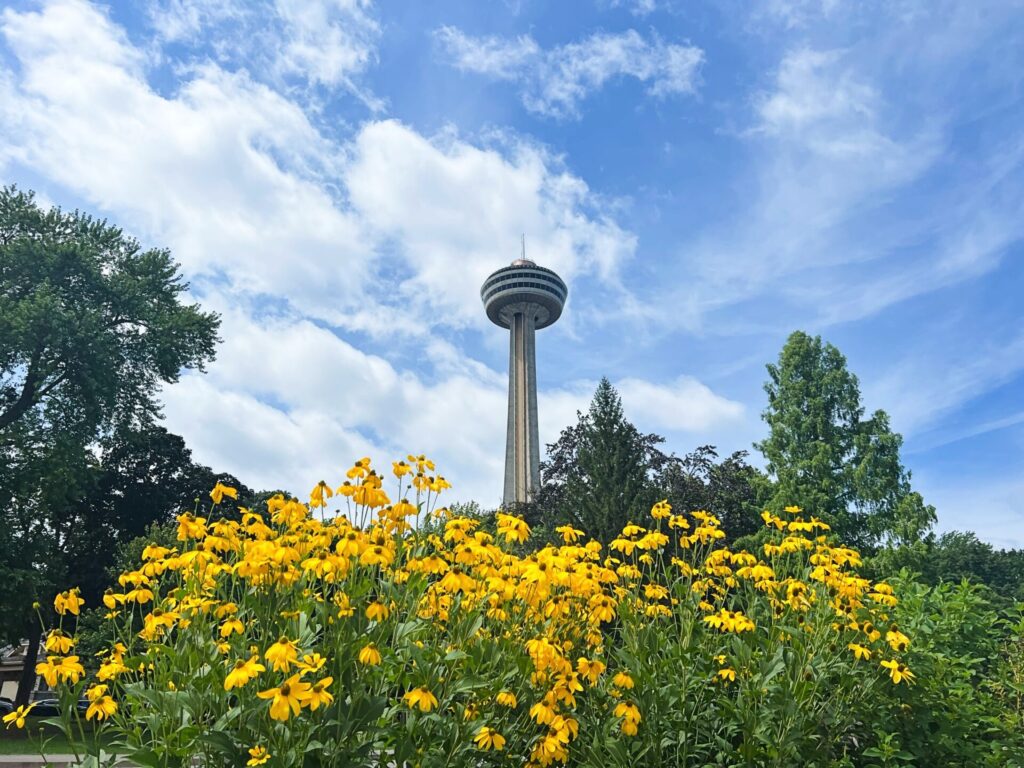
left=435, top=26, right=703, bottom=119
left=867, top=329, right=1024, bottom=437
left=434, top=26, right=538, bottom=80
left=147, top=0, right=380, bottom=103
left=617, top=376, right=745, bottom=432
left=0, top=0, right=638, bottom=338
left=161, top=309, right=743, bottom=505
left=345, top=120, right=636, bottom=327
left=273, top=0, right=380, bottom=90
left=753, top=0, right=844, bottom=29
left=0, top=0, right=743, bottom=506
left=660, top=45, right=951, bottom=332
left=148, top=0, right=244, bottom=42
left=161, top=308, right=510, bottom=504
left=755, top=48, right=887, bottom=158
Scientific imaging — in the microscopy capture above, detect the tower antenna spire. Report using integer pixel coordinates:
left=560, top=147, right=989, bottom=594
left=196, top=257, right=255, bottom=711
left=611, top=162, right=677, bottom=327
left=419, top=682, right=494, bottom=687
left=521, top=233, right=526, bottom=261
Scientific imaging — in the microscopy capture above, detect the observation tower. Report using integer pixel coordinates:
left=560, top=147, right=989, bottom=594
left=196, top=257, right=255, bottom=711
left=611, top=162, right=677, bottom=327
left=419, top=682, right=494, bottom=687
left=481, top=246, right=567, bottom=506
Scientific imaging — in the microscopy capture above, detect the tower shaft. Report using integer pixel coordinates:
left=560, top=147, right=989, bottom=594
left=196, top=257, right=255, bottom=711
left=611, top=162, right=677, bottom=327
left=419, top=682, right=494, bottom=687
left=503, top=303, right=541, bottom=505
left=482, top=256, right=566, bottom=509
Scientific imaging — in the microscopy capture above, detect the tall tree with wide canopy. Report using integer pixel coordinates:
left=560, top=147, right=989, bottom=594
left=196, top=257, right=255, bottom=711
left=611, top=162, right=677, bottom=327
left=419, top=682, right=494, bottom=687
left=0, top=186, right=221, bottom=704
left=756, top=331, right=934, bottom=550
left=0, top=186, right=219, bottom=438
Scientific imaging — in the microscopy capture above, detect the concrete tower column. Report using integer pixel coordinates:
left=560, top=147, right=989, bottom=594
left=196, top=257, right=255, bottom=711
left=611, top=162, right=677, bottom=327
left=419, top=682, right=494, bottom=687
left=503, top=303, right=541, bottom=505
left=481, top=257, right=566, bottom=509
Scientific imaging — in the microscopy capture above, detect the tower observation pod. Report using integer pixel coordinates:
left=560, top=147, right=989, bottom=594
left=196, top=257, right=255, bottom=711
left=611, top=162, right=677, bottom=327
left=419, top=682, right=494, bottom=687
left=481, top=255, right=567, bottom=507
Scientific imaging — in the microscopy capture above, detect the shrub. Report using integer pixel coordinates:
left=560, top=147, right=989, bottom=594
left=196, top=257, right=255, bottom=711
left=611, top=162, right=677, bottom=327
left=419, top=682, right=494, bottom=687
left=22, top=458, right=932, bottom=767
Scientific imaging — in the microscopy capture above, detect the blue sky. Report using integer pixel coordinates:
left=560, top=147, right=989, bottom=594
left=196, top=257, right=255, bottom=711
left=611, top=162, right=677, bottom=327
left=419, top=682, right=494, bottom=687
left=1, top=0, right=1022, bottom=545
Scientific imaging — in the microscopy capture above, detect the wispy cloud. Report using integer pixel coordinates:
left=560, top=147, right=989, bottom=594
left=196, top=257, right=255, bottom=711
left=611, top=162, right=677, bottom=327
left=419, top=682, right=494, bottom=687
left=435, top=26, right=703, bottom=119
left=0, top=0, right=638, bottom=336
left=147, top=0, right=381, bottom=105
left=868, top=329, right=1024, bottom=438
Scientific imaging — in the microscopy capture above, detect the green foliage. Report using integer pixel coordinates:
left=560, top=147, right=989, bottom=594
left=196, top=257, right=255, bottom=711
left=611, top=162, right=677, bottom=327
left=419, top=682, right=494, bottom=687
left=856, top=576, right=1024, bottom=767
left=657, top=446, right=772, bottom=544
left=757, top=331, right=934, bottom=550
left=0, top=186, right=220, bottom=439
left=538, top=378, right=671, bottom=543
left=870, top=530, right=1024, bottom=605
left=0, top=185, right=221, bottom=703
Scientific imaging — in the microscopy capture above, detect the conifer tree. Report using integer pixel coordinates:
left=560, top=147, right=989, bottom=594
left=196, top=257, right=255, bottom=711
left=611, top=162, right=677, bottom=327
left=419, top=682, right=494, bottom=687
left=539, top=378, right=670, bottom=543
left=757, top=331, right=934, bottom=549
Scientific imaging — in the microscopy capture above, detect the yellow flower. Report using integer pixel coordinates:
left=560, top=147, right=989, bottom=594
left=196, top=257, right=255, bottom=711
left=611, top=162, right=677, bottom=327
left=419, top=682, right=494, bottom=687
left=496, top=513, right=531, bottom=544
left=365, top=602, right=391, bottom=622
left=474, top=726, right=506, bottom=751
left=358, top=644, right=382, bottom=666
left=848, top=643, right=872, bottom=661
left=612, top=671, right=634, bottom=689
left=299, top=653, right=327, bottom=674
left=360, top=545, right=394, bottom=568
left=53, top=588, right=84, bottom=616
left=257, top=674, right=311, bottom=721
left=529, top=700, right=556, bottom=725
left=265, top=637, right=298, bottom=672
left=577, top=657, right=606, bottom=685
left=176, top=513, right=208, bottom=541
left=886, top=628, right=910, bottom=652
left=310, top=480, right=334, bottom=507
left=403, top=687, right=438, bottom=712
left=880, top=659, right=916, bottom=685
left=45, top=630, right=75, bottom=654
left=347, top=458, right=371, bottom=479
left=97, top=659, right=128, bottom=682
left=85, top=685, right=117, bottom=721
left=36, top=655, right=84, bottom=687
left=555, top=525, right=584, bottom=544
left=651, top=500, right=672, bottom=519
left=306, top=677, right=334, bottom=710
left=3, top=704, right=36, bottom=729
left=495, top=690, right=518, bottom=708
left=210, top=482, right=238, bottom=505
left=225, top=656, right=266, bottom=691
left=702, top=608, right=756, bottom=633
left=220, top=619, right=244, bottom=638
left=247, top=746, right=271, bottom=766
left=716, top=667, right=737, bottom=682
left=614, top=701, right=642, bottom=736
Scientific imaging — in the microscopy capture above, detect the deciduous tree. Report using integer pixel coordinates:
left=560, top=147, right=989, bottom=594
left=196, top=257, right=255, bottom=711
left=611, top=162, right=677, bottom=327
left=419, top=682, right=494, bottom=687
left=756, top=331, right=934, bottom=549
left=0, top=186, right=221, bottom=705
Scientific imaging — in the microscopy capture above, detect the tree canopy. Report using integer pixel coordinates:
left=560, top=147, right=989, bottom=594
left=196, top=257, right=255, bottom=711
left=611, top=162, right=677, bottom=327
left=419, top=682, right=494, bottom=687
left=0, top=185, right=220, bottom=444
left=537, top=378, right=673, bottom=543
left=756, top=331, right=934, bottom=549
left=657, top=446, right=770, bottom=544
left=0, top=186, right=222, bottom=705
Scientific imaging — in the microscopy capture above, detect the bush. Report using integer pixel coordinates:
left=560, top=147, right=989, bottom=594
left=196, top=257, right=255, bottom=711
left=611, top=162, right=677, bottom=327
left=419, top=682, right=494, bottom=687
left=19, top=457, right=1004, bottom=767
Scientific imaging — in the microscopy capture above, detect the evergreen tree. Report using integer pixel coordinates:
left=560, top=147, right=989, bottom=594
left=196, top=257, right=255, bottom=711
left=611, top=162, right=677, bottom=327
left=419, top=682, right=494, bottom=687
left=538, top=378, right=671, bottom=543
left=756, top=331, right=934, bottom=549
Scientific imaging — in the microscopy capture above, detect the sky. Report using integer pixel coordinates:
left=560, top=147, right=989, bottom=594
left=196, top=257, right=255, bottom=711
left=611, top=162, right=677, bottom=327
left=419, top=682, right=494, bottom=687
left=1, top=0, right=1022, bottom=546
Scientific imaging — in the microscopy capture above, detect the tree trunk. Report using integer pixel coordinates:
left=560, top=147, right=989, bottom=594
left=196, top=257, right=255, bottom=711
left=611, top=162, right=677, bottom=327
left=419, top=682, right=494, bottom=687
left=14, top=621, right=41, bottom=707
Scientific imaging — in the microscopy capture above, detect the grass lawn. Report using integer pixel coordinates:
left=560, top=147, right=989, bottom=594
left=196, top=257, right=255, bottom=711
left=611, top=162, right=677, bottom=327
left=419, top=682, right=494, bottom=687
left=0, top=717, right=111, bottom=756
